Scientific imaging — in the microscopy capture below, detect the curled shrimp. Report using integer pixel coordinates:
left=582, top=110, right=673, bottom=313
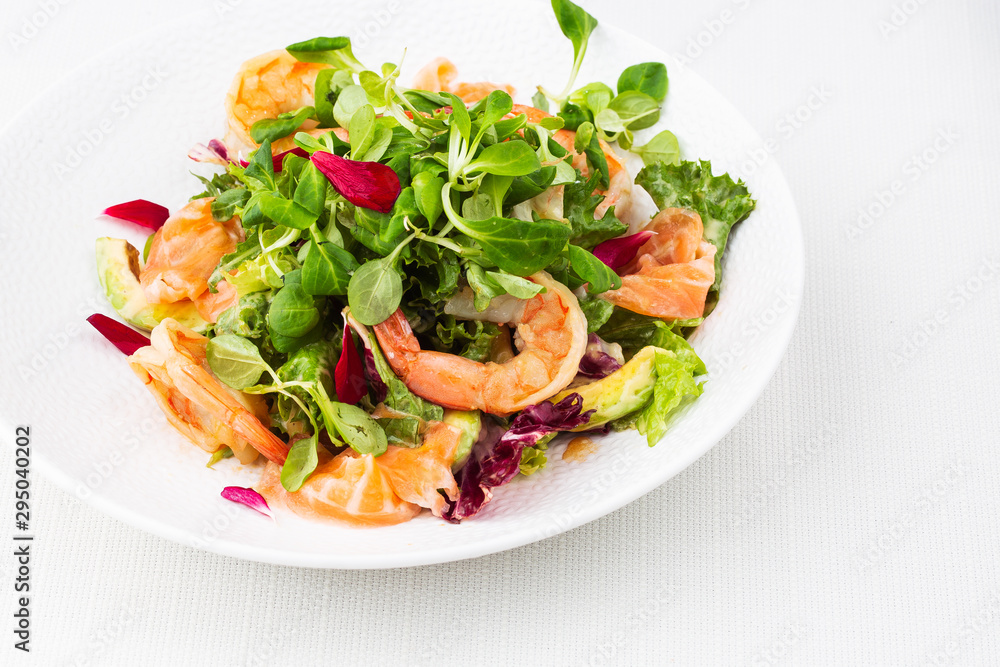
left=511, top=104, right=632, bottom=222
left=372, top=271, right=587, bottom=416
left=140, top=198, right=242, bottom=312
left=258, top=449, right=421, bottom=527
left=224, top=50, right=329, bottom=155
left=601, top=208, right=717, bottom=320
left=128, top=319, right=289, bottom=465
left=412, top=57, right=516, bottom=103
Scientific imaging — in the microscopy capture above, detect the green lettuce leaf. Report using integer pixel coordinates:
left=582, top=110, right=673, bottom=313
left=633, top=349, right=704, bottom=446
left=635, top=159, right=755, bottom=291
left=519, top=446, right=548, bottom=475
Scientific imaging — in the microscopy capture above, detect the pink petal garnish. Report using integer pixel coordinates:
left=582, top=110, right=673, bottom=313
left=311, top=151, right=401, bottom=213
left=239, top=147, right=309, bottom=172
left=102, top=199, right=170, bottom=231
left=592, top=230, right=655, bottom=273
left=86, top=314, right=150, bottom=356
left=220, top=486, right=274, bottom=520
left=335, top=326, right=367, bottom=405
left=188, top=139, right=231, bottom=165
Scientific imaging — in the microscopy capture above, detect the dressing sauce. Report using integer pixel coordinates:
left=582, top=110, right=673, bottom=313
left=562, top=436, right=598, bottom=463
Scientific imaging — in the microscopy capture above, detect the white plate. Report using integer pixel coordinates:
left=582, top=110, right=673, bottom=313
left=0, top=0, right=802, bottom=568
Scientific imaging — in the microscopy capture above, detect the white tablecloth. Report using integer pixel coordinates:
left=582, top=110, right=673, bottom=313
left=2, top=0, right=998, bottom=664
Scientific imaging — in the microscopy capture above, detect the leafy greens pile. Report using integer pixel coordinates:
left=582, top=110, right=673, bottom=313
left=121, top=0, right=755, bottom=521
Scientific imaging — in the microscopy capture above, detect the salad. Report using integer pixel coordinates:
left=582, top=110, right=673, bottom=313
left=89, top=0, right=755, bottom=527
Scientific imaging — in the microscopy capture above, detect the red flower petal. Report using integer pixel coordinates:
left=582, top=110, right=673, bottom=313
left=335, top=326, right=367, bottom=405
left=311, top=151, right=401, bottom=213
left=86, top=314, right=150, bottom=356
left=220, top=486, right=274, bottom=520
left=102, top=199, right=170, bottom=231
left=592, top=230, right=655, bottom=273
left=238, top=147, right=309, bottom=172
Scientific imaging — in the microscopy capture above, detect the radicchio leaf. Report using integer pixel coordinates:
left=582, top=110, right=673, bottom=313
left=311, top=151, right=401, bottom=213
left=335, top=326, right=367, bottom=405
left=188, top=139, right=231, bottom=165
left=220, top=486, right=274, bottom=520
left=443, top=393, right=595, bottom=522
left=362, top=346, right=389, bottom=403
left=86, top=314, right=150, bottom=356
left=101, top=199, right=170, bottom=231
left=578, top=334, right=624, bottom=379
left=592, top=230, right=654, bottom=273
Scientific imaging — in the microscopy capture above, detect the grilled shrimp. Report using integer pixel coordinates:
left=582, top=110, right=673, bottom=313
left=411, top=57, right=516, bottom=103
left=372, top=272, right=587, bottom=416
left=224, top=49, right=329, bottom=155
left=139, top=198, right=242, bottom=308
left=128, top=319, right=289, bottom=464
left=601, top=208, right=717, bottom=320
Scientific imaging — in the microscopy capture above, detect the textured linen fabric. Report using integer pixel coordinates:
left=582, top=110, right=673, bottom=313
left=1, top=0, right=998, bottom=665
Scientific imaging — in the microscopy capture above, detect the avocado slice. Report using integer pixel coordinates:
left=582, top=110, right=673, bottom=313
left=553, top=346, right=660, bottom=431
left=96, top=237, right=209, bottom=333
left=442, top=409, right=482, bottom=472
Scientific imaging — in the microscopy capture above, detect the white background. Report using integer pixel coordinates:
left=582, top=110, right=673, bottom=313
left=1, top=0, right=999, bottom=665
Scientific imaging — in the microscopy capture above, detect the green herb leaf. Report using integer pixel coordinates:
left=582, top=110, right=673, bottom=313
left=446, top=93, right=472, bottom=142
left=412, top=171, right=445, bottom=226
left=608, top=90, right=660, bottom=131
left=313, top=383, right=388, bottom=456
left=292, top=162, right=327, bottom=217
left=250, top=106, right=315, bottom=144
left=333, top=84, right=370, bottom=128
left=558, top=103, right=589, bottom=131
left=632, top=130, right=680, bottom=167
left=206, top=334, right=269, bottom=389
left=479, top=174, right=513, bottom=216
left=531, top=90, right=550, bottom=113
left=256, top=192, right=318, bottom=230
left=573, top=122, right=609, bottom=189
left=454, top=216, right=571, bottom=276
left=347, top=258, right=404, bottom=325
left=286, top=36, right=364, bottom=73
left=268, top=283, right=320, bottom=337
left=211, top=188, right=250, bottom=221
left=465, top=140, right=541, bottom=177
left=244, top=140, right=276, bottom=191
left=280, top=432, right=319, bottom=492
left=551, top=0, right=598, bottom=64
left=479, top=90, right=514, bottom=132
left=348, top=104, right=376, bottom=159
left=302, top=241, right=358, bottom=296
left=568, top=244, right=622, bottom=294
left=486, top=270, right=546, bottom=299
left=617, top=62, right=668, bottom=101
left=466, top=263, right=505, bottom=311
left=314, top=69, right=353, bottom=126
